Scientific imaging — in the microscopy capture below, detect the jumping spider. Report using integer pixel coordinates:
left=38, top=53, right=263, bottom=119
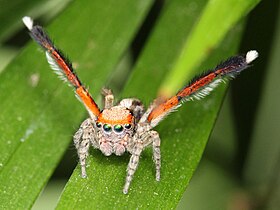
left=23, top=16, right=258, bottom=194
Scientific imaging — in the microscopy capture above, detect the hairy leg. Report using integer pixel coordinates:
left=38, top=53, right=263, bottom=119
left=150, top=131, right=161, bottom=181
left=102, top=88, right=114, bottom=109
left=119, top=98, right=144, bottom=122
left=123, top=130, right=161, bottom=194
left=73, top=118, right=94, bottom=178
left=123, top=143, right=143, bottom=194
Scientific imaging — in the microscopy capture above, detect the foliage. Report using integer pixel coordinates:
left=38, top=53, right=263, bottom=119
left=2, top=0, right=276, bottom=209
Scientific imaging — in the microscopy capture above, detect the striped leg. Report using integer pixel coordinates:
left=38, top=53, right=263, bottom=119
left=123, top=131, right=161, bottom=194
left=151, top=131, right=161, bottom=181
left=73, top=119, right=94, bottom=178
left=123, top=143, right=143, bottom=194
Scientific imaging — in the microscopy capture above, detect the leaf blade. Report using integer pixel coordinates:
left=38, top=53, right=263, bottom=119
left=56, top=0, right=259, bottom=209
left=160, top=0, right=260, bottom=95
left=0, top=0, right=153, bottom=209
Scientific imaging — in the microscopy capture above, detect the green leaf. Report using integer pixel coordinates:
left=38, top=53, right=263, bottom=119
left=0, top=0, right=260, bottom=209
left=243, top=1, right=280, bottom=207
left=0, top=0, right=153, bottom=209
left=0, top=0, right=72, bottom=42
left=0, top=0, right=42, bottom=42
left=177, top=159, right=240, bottom=210
left=160, top=0, right=260, bottom=95
left=56, top=0, right=259, bottom=209
left=0, top=0, right=71, bottom=72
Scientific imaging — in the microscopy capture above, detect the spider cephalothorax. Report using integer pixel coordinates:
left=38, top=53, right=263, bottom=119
left=95, top=101, right=138, bottom=156
left=23, top=16, right=258, bottom=194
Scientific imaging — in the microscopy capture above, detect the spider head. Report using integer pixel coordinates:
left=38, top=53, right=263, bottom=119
left=96, top=106, right=135, bottom=139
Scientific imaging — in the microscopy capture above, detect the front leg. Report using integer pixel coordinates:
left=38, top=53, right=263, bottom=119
left=123, top=130, right=161, bottom=194
left=123, top=143, right=143, bottom=194
left=73, top=118, right=94, bottom=178
left=150, top=131, right=161, bottom=181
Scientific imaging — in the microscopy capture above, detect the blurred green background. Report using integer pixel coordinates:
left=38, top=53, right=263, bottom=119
left=0, top=0, right=279, bottom=209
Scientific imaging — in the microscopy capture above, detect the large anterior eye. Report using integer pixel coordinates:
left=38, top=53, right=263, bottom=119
left=103, top=124, right=112, bottom=132
left=114, top=124, right=123, bottom=133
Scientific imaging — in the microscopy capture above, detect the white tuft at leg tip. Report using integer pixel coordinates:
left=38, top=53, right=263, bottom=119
left=22, top=16, right=34, bottom=31
left=246, top=50, right=259, bottom=64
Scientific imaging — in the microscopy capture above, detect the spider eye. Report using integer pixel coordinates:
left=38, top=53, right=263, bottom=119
left=96, top=122, right=102, bottom=128
left=124, top=124, right=132, bottom=129
left=114, top=124, right=123, bottom=133
left=103, top=124, right=112, bottom=132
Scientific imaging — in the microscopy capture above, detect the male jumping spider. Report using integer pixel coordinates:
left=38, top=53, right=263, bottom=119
left=23, top=16, right=258, bottom=194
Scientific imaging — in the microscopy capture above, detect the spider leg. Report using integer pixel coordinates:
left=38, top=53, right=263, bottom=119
left=119, top=98, right=145, bottom=122
left=22, top=16, right=100, bottom=119
left=101, top=88, right=114, bottom=109
left=145, top=50, right=258, bottom=128
left=138, top=101, right=156, bottom=123
left=139, top=97, right=165, bottom=123
left=151, top=131, right=161, bottom=181
left=123, top=130, right=161, bottom=194
left=123, top=143, right=143, bottom=194
left=73, top=118, right=95, bottom=178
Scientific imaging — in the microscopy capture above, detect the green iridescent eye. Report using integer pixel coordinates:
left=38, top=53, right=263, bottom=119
left=96, top=122, right=102, bottom=128
left=103, top=124, right=112, bottom=132
left=114, top=124, right=123, bottom=133
left=124, top=124, right=132, bottom=129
